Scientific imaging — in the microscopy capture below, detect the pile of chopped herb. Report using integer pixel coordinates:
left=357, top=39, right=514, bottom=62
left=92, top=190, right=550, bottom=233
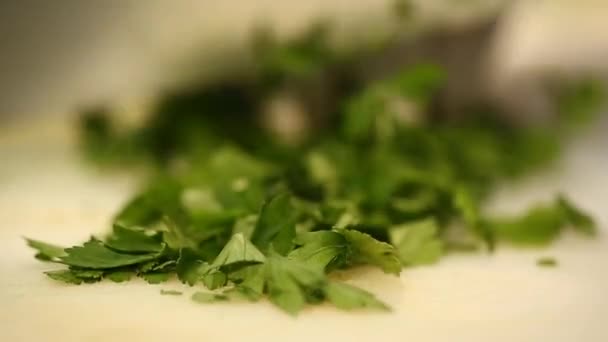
left=27, top=13, right=602, bottom=315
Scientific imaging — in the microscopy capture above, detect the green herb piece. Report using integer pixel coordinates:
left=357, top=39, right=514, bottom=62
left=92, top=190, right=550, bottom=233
left=45, top=270, right=84, bottom=285
left=443, top=240, right=479, bottom=253
left=209, top=233, right=265, bottom=273
left=391, top=63, right=446, bottom=104
left=207, top=146, right=273, bottom=183
left=228, top=286, right=262, bottom=302
left=490, top=205, right=565, bottom=245
left=69, top=269, right=104, bottom=282
left=557, top=195, right=596, bottom=236
left=394, top=0, right=413, bottom=19
left=289, top=231, right=349, bottom=272
left=232, top=215, right=258, bottom=240
left=59, top=241, right=163, bottom=269
left=557, top=78, right=605, bottom=128
left=305, top=152, right=339, bottom=196
left=391, top=189, right=439, bottom=215
left=44, top=268, right=105, bottom=284
left=139, top=261, right=159, bottom=273
left=343, top=64, right=444, bottom=143
left=254, top=20, right=333, bottom=82
left=105, top=223, right=164, bottom=253
left=341, top=229, right=401, bottom=275
left=161, top=216, right=197, bottom=250
left=229, top=264, right=265, bottom=300
left=114, top=178, right=182, bottom=227
left=25, top=238, right=66, bottom=261
left=79, top=107, right=148, bottom=165
left=488, top=196, right=596, bottom=246
left=265, top=252, right=326, bottom=315
left=160, top=289, right=183, bottom=296
left=202, top=271, right=227, bottom=290
left=106, top=271, right=133, bottom=283
left=452, top=186, right=494, bottom=250
left=389, top=219, right=443, bottom=266
left=251, top=193, right=297, bottom=255
left=191, top=291, right=229, bottom=304
left=141, top=272, right=171, bottom=284
left=150, top=260, right=177, bottom=272
left=537, top=257, right=558, bottom=267
left=265, top=270, right=304, bottom=314
left=325, top=282, right=390, bottom=311
left=175, top=248, right=207, bottom=286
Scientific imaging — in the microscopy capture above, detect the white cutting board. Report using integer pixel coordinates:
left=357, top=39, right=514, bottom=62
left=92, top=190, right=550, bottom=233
left=1, top=116, right=607, bottom=342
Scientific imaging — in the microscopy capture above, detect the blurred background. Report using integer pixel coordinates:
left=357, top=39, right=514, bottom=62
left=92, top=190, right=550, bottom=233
left=1, top=0, right=608, bottom=122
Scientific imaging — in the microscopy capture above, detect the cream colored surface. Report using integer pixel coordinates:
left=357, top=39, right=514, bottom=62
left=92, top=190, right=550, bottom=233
left=1, top=116, right=607, bottom=342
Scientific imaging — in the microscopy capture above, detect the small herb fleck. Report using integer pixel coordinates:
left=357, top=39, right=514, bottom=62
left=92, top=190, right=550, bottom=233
left=537, top=257, right=558, bottom=267
left=191, top=292, right=228, bottom=304
left=160, top=289, right=183, bottom=296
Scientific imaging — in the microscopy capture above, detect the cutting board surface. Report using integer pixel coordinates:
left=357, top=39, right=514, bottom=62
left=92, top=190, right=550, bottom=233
left=1, top=117, right=607, bottom=342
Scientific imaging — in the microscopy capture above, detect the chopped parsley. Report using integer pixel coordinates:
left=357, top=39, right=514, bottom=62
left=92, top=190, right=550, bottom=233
left=25, top=7, right=602, bottom=315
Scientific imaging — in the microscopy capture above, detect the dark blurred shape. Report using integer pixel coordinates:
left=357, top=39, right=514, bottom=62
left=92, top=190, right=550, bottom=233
left=78, top=13, right=604, bottom=173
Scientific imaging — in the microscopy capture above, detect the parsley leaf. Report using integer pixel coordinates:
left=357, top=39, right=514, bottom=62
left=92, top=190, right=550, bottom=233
left=229, top=264, right=265, bottom=300
left=202, top=271, right=227, bottom=290
left=25, top=238, right=67, bottom=261
left=141, top=272, right=171, bottom=284
left=265, top=252, right=326, bottom=315
left=45, top=270, right=84, bottom=285
left=389, top=219, right=443, bottom=266
left=325, top=282, right=389, bottom=311
left=106, top=271, right=133, bottom=283
left=175, top=248, right=207, bottom=286
left=60, top=240, right=163, bottom=269
left=289, top=231, right=349, bottom=272
left=105, top=223, right=164, bottom=253
left=485, top=195, right=595, bottom=245
left=232, top=215, right=258, bottom=240
left=209, top=233, right=265, bottom=272
left=114, top=178, right=182, bottom=227
left=489, top=206, right=565, bottom=245
left=452, top=186, right=495, bottom=250
left=341, top=229, right=401, bottom=275
left=557, top=195, right=596, bottom=236
left=251, top=193, right=297, bottom=255
left=69, top=269, right=104, bottom=282
left=488, top=196, right=597, bottom=246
